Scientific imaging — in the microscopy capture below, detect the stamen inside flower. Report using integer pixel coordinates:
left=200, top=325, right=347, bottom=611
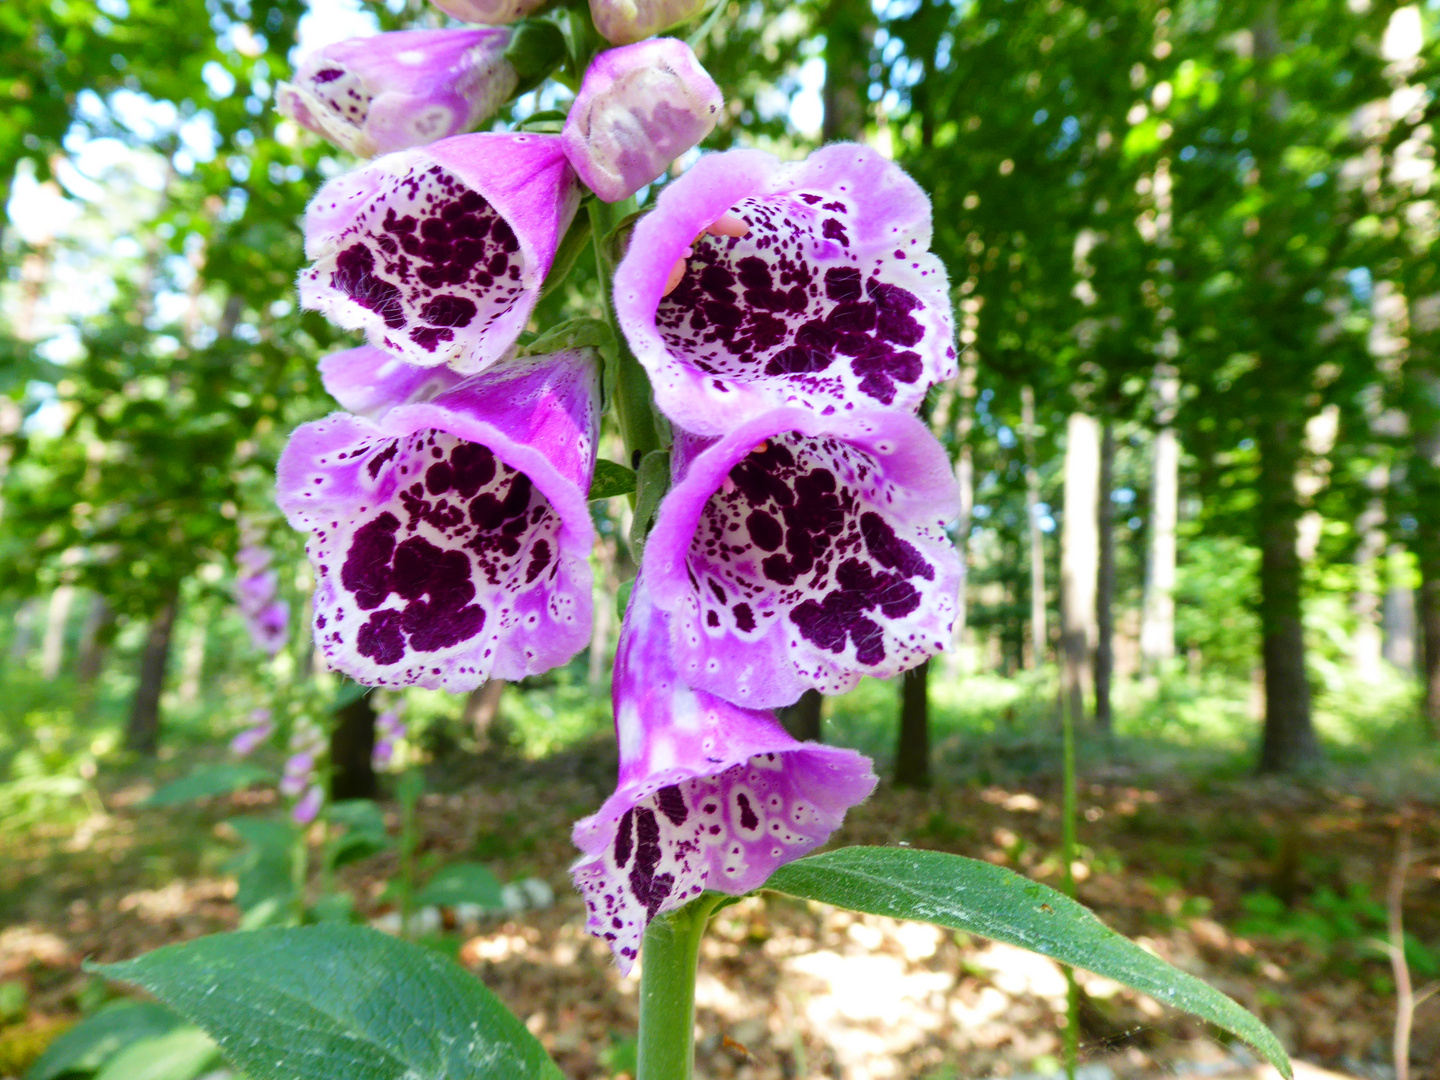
left=661, top=211, right=751, bottom=298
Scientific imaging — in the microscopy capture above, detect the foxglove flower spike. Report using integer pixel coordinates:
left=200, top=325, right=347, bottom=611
left=429, top=0, right=550, bottom=25
left=561, top=39, right=722, bottom=203
left=300, top=132, right=579, bottom=373
left=278, top=30, right=517, bottom=158
left=572, top=580, right=876, bottom=972
left=614, top=144, right=956, bottom=435
left=277, top=349, right=599, bottom=691
left=641, top=407, right=961, bottom=708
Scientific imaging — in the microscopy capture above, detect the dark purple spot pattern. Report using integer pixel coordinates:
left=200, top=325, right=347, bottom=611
left=683, top=432, right=943, bottom=693
left=308, top=428, right=561, bottom=687
left=654, top=192, right=939, bottom=411
left=572, top=751, right=849, bottom=972
left=301, top=64, right=372, bottom=132
left=300, top=161, right=527, bottom=368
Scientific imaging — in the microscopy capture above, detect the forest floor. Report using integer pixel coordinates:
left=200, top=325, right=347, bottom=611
left=2, top=735, right=1439, bottom=1080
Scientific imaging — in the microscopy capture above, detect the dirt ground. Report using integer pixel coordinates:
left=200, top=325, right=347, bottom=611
left=3, top=742, right=1438, bottom=1080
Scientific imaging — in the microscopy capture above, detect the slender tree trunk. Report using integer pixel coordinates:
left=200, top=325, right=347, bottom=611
left=331, top=689, right=378, bottom=800
left=779, top=689, right=823, bottom=742
left=75, top=593, right=114, bottom=685
left=894, top=660, right=930, bottom=787
left=177, top=619, right=207, bottom=703
left=1061, top=414, right=1100, bottom=730
left=1421, top=559, right=1440, bottom=734
left=1352, top=477, right=1388, bottom=683
left=821, top=0, right=871, bottom=144
left=1141, top=371, right=1179, bottom=670
left=40, top=585, right=75, bottom=680
left=8, top=599, right=38, bottom=665
left=464, top=679, right=507, bottom=750
left=125, top=593, right=179, bottom=755
left=1382, top=559, right=1417, bottom=673
left=1022, top=386, right=1047, bottom=667
left=1094, top=422, right=1116, bottom=733
left=1256, top=415, right=1320, bottom=772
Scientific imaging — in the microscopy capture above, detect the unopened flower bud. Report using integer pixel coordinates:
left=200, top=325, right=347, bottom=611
left=278, top=29, right=516, bottom=158
left=589, top=0, right=709, bottom=46
left=561, top=39, right=721, bottom=203
left=429, top=0, right=550, bottom=23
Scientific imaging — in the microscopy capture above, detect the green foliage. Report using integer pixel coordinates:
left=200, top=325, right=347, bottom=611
left=93, top=926, right=565, bottom=1080
left=143, top=763, right=273, bottom=807
left=414, top=862, right=506, bottom=910
left=25, top=1002, right=182, bottom=1080
left=765, top=846, right=1291, bottom=1077
left=90, top=1027, right=217, bottom=1080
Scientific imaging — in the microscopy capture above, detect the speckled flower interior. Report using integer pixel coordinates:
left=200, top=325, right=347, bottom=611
left=300, top=133, right=577, bottom=373
left=277, top=352, right=597, bottom=690
left=643, top=409, right=961, bottom=708
left=615, top=144, right=955, bottom=435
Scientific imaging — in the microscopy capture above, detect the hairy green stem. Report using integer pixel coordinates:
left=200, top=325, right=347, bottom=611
left=588, top=199, right=664, bottom=467
left=636, top=893, right=723, bottom=1080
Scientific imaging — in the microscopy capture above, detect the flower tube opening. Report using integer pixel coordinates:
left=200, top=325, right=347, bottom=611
left=642, top=408, right=961, bottom=708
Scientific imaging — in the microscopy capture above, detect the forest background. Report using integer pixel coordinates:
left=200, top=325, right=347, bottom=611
left=2, top=0, right=1439, bottom=1077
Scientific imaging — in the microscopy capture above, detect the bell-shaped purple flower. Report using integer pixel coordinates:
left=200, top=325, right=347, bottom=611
left=293, top=784, right=325, bottom=825
left=319, top=345, right=465, bottom=420
left=277, top=30, right=517, bottom=159
left=276, top=349, right=599, bottom=691
left=299, top=132, right=579, bottom=373
left=613, top=144, right=956, bottom=436
left=640, top=407, right=961, bottom=709
left=247, top=600, right=291, bottom=655
left=230, top=708, right=275, bottom=757
left=429, top=0, right=549, bottom=24
left=235, top=546, right=289, bottom=656
left=560, top=39, right=721, bottom=203
left=572, top=581, right=876, bottom=972
left=589, top=0, right=709, bottom=46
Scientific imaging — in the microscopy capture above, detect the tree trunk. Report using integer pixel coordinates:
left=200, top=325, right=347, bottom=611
left=1421, top=558, right=1440, bottom=734
left=1022, top=386, right=1047, bottom=667
left=1256, top=416, right=1320, bottom=772
left=125, top=594, right=179, bottom=755
left=1351, top=478, right=1388, bottom=683
left=1061, top=414, right=1100, bottom=731
left=779, top=689, right=823, bottom=742
left=463, top=679, right=507, bottom=751
left=821, top=0, right=871, bottom=143
left=1094, top=422, right=1116, bottom=733
left=1140, top=371, right=1179, bottom=669
left=894, top=660, right=930, bottom=787
left=331, top=689, right=378, bottom=800
left=75, top=593, right=114, bottom=685
left=1382, top=546, right=1417, bottom=671
left=177, top=620, right=207, bottom=703
left=40, top=585, right=75, bottom=680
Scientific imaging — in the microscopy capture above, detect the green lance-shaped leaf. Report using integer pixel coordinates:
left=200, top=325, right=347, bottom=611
left=765, top=847, right=1291, bottom=1079
left=143, top=764, right=273, bottom=808
left=90, top=925, right=564, bottom=1080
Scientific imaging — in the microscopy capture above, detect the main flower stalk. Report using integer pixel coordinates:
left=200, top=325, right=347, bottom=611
left=636, top=892, right=723, bottom=1080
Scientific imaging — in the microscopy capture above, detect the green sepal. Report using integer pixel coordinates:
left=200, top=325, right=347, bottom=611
left=628, top=450, right=670, bottom=565
left=504, top=20, right=568, bottom=97
left=590, top=459, right=638, bottom=500
left=537, top=213, right=594, bottom=302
